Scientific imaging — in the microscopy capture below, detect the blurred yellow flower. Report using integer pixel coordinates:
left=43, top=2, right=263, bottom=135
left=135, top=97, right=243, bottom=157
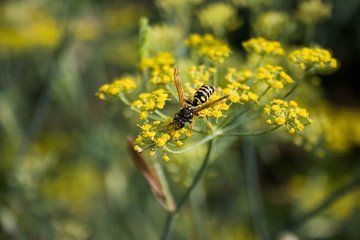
left=288, top=47, right=337, bottom=71
left=242, top=37, right=284, bottom=56
left=253, top=11, right=294, bottom=40
left=185, top=34, right=231, bottom=63
left=296, top=0, right=332, bottom=24
left=0, top=2, right=62, bottom=51
left=198, top=2, right=239, bottom=36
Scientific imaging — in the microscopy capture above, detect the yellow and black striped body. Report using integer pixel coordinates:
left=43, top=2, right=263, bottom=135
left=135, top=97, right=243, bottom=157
left=192, top=84, right=215, bottom=107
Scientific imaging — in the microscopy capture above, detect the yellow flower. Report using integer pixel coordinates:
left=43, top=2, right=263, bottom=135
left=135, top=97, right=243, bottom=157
left=255, top=65, right=294, bottom=89
left=155, top=133, right=171, bottom=147
left=187, top=65, right=213, bottom=87
left=140, top=52, right=175, bottom=85
left=242, top=37, right=284, bottom=56
left=253, top=11, right=293, bottom=40
left=162, top=155, right=170, bottom=162
left=288, top=47, right=337, bottom=71
left=225, top=69, right=253, bottom=83
left=185, top=34, right=231, bottom=63
left=264, top=99, right=312, bottom=134
left=131, top=89, right=169, bottom=120
left=198, top=2, right=239, bottom=36
left=96, top=78, right=137, bottom=99
left=296, top=0, right=332, bottom=24
left=289, top=128, right=296, bottom=134
left=223, top=82, right=258, bottom=105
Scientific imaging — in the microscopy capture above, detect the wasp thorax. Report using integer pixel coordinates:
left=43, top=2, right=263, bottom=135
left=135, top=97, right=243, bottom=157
left=179, top=106, right=193, bottom=118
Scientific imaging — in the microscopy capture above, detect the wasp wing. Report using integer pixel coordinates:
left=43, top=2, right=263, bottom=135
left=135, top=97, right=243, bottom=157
left=174, top=65, right=185, bottom=108
left=192, top=95, right=229, bottom=115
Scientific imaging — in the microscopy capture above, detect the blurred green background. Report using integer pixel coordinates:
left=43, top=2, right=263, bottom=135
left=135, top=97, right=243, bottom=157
left=1, top=0, right=360, bottom=239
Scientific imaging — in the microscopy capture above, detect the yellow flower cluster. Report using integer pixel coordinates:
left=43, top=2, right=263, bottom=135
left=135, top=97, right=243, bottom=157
left=134, top=118, right=189, bottom=161
left=264, top=99, right=312, bottom=134
left=187, top=65, right=215, bottom=87
left=324, top=107, right=360, bottom=153
left=225, top=68, right=253, bottom=83
left=256, top=64, right=294, bottom=89
left=96, top=78, right=137, bottom=100
left=198, top=94, right=230, bottom=121
left=0, top=2, right=61, bottom=50
left=296, top=0, right=332, bottom=24
left=131, top=89, right=169, bottom=120
left=253, top=11, right=292, bottom=40
left=185, top=34, right=231, bottom=63
left=140, top=52, right=175, bottom=84
left=198, top=2, right=237, bottom=36
left=288, top=47, right=337, bottom=71
left=223, top=82, right=258, bottom=104
left=242, top=37, right=284, bottom=56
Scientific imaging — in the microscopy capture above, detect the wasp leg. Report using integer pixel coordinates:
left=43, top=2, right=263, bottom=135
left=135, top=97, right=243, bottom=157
left=171, top=130, right=177, bottom=140
left=189, top=122, right=194, bottom=136
left=166, top=122, right=173, bottom=132
left=199, top=115, right=212, bottom=130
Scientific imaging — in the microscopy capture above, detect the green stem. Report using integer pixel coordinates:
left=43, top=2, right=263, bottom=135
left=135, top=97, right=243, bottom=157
left=243, top=139, right=269, bottom=240
left=219, top=126, right=280, bottom=137
left=164, top=133, right=216, bottom=154
left=153, top=160, right=176, bottom=212
left=281, top=71, right=307, bottom=99
left=213, top=63, right=219, bottom=87
left=221, top=84, right=270, bottom=130
left=161, top=139, right=214, bottom=240
left=155, top=110, right=170, bottom=119
left=119, top=92, right=164, bottom=121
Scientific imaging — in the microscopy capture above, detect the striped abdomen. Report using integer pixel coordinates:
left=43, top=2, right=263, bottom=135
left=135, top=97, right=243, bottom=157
left=193, top=84, right=215, bottom=107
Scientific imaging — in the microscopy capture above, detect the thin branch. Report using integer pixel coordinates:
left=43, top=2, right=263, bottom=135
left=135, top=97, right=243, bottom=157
left=161, top=139, right=215, bottom=240
left=243, top=139, right=270, bottom=240
left=218, top=126, right=281, bottom=137
left=164, top=134, right=216, bottom=154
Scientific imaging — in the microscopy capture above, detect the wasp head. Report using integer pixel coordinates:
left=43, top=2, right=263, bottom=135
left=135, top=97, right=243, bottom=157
left=173, top=116, right=185, bottom=130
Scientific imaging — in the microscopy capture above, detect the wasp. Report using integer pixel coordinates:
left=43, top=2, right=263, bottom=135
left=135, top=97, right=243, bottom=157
left=167, top=66, right=229, bottom=138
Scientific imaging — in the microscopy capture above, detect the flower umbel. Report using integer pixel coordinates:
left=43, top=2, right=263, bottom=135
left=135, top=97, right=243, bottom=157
left=96, top=78, right=137, bottom=100
left=264, top=99, right=313, bottom=134
left=140, top=52, right=175, bottom=84
left=242, top=37, right=284, bottom=56
left=133, top=118, right=189, bottom=161
left=131, top=88, right=169, bottom=120
left=255, top=64, right=294, bottom=89
left=288, top=47, right=337, bottom=71
left=225, top=68, right=253, bottom=83
left=223, top=82, right=258, bottom=104
left=185, top=34, right=231, bottom=63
